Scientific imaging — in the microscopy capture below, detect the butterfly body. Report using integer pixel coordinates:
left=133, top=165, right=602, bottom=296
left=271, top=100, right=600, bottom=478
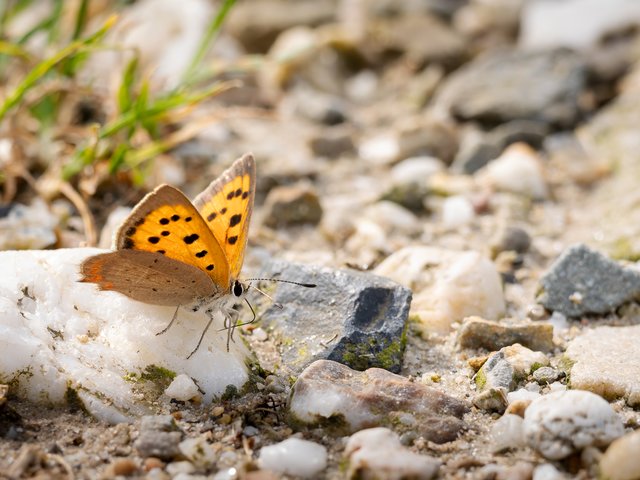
left=80, top=154, right=256, bottom=354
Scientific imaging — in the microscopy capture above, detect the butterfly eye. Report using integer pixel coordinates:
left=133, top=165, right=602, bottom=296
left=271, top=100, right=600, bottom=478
left=233, top=280, right=244, bottom=297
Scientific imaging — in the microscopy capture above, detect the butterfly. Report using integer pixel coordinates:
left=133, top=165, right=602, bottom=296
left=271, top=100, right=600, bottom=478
left=80, top=153, right=256, bottom=358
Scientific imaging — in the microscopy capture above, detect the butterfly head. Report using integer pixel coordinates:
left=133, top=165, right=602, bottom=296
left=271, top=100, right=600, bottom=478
left=232, top=279, right=248, bottom=299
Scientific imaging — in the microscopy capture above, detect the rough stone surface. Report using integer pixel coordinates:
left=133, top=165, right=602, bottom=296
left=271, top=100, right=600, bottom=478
left=288, top=360, right=468, bottom=444
left=564, top=325, right=640, bottom=406
left=256, top=260, right=412, bottom=374
left=537, top=244, right=640, bottom=317
left=523, top=390, right=624, bottom=460
left=435, top=49, right=586, bottom=128
left=599, top=429, right=640, bottom=480
left=345, top=427, right=441, bottom=480
left=457, top=316, right=554, bottom=352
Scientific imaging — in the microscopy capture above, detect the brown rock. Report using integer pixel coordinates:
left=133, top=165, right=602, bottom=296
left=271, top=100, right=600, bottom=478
left=289, top=360, right=468, bottom=443
left=457, top=316, right=554, bottom=352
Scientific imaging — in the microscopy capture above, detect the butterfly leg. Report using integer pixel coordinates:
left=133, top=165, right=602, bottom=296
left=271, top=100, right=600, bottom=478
left=187, top=308, right=216, bottom=359
left=156, top=305, right=180, bottom=336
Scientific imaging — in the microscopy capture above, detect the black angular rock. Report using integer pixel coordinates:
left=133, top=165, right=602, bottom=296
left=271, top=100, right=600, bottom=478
left=253, top=259, right=412, bottom=374
left=537, top=244, right=640, bottom=317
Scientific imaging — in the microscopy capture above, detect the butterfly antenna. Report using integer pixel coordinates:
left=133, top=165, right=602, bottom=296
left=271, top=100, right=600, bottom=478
left=245, top=278, right=317, bottom=288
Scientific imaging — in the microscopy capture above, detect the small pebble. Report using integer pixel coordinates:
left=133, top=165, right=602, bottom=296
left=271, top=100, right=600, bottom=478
left=143, top=457, right=165, bottom=472
left=165, top=374, right=200, bottom=402
left=532, top=366, right=560, bottom=384
left=599, top=429, right=640, bottom=480
left=108, top=458, right=138, bottom=476
left=258, top=438, right=327, bottom=478
left=523, top=390, right=624, bottom=460
left=490, top=414, right=525, bottom=453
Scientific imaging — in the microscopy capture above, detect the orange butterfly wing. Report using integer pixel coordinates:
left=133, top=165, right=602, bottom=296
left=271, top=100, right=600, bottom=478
left=193, top=153, right=256, bottom=280
left=114, top=185, right=231, bottom=290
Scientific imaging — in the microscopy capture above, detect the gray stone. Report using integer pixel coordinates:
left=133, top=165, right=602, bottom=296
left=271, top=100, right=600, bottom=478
left=537, top=244, right=640, bottom=317
left=490, top=226, right=532, bottom=257
left=457, top=317, right=553, bottom=352
left=134, top=415, right=183, bottom=461
left=308, top=127, right=354, bottom=159
left=289, top=360, right=468, bottom=443
left=262, top=184, right=323, bottom=228
left=134, top=431, right=182, bottom=461
left=532, top=367, right=561, bottom=385
left=435, top=49, right=586, bottom=128
left=255, top=260, right=412, bottom=374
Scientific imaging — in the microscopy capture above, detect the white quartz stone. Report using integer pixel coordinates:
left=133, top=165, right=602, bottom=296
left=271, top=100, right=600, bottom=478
left=0, top=248, right=249, bottom=422
left=258, top=437, right=327, bottom=478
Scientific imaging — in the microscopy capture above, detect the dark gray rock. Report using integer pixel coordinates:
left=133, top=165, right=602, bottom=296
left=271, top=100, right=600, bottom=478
left=490, top=226, right=532, bottom=257
left=288, top=360, right=468, bottom=443
left=435, top=49, right=586, bottom=128
left=254, top=260, right=412, bottom=374
left=537, top=244, right=640, bottom=317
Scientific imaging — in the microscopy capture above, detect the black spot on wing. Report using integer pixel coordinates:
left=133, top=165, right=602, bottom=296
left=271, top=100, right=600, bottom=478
left=196, top=250, right=207, bottom=258
left=183, top=233, right=199, bottom=244
left=171, top=214, right=180, bottom=222
left=228, top=236, right=238, bottom=245
left=206, top=264, right=214, bottom=271
left=125, top=226, right=136, bottom=236
left=229, top=214, right=242, bottom=227
left=159, top=218, right=169, bottom=225
left=207, top=212, right=216, bottom=222
left=123, top=238, right=134, bottom=249
left=148, top=236, right=160, bottom=244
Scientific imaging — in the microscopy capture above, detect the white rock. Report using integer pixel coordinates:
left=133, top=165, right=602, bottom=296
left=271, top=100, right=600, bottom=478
left=98, top=207, right=132, bottom=249
left=565, top=325, right=640, bottom=407
left=600, top=429, right=640, bottom=480
left=523, top=390, right=624, bottom=460
left=375, top=246, right=505, bottom=333
left=0, top=200, right=57, bottom=250
left=441, top=195, right=475, bottom=229
left=532, top=463, right=568, bottom=480
left=179, top=436, right=217, bottom=468
left=165, top=374, right=199, bottom=402
left=0, top=249, right=249, bottom=422
left=344, top=428, right=440, bottom=480
left=491, top=414, right=526, bottom=453
left=362, top=201, right=421, bottom=236
left=82, top=0, right=213, bottom=91
left=358, top=135, right=400, bottom=165
left=390, top=156, right=445, bottom=185
left=507, top=388, right=541, bottom=405
left=258, top=438, right=327, bottom=478
left=476, top=143, right=548, bottom=199
left=346, top=69, right=379, bottom=103
left=520, top=0, right=640, bottom=50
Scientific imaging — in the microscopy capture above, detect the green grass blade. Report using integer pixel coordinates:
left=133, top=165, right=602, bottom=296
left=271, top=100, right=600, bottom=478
left=183, top=0, right=236, bottom=84
left=0, top=14, right=117, bottom=121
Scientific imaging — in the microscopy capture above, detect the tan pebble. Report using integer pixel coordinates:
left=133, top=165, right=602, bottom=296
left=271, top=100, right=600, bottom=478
left=219, top=414, right=232, bottom=424
left=171, top=411, right=183, bottom=420
left=111, top=458, right=138, bottom=476
left=505, top=399, right=531, bottom=417
left=144, top=457, right=165, bottom=472
left=468, top=355, right=489, bottom=371
left=211, top=406, right=224, bottom=417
